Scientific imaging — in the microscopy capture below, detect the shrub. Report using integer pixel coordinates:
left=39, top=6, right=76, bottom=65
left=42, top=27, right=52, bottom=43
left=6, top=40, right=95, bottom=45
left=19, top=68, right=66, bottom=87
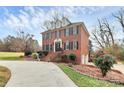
left=19, top=55, right=24, bottom=58
left=24, top=51, right=32, bottom=56
left=32, top=53, right=38, bottom=59
left=94, top=54, right=115, bottom=77
left=61, top=54, right=68, bottom=62
left=37, top=51, right=43, bottom=58
left=119, top=49, right=124, bottom=60
left=37, top=51, right=49, bottom=58
left=94, top=50, right=104, bottom=58
left=69, top=53, right=76, bottom=61
left=42, top=51, right=49, bottom=56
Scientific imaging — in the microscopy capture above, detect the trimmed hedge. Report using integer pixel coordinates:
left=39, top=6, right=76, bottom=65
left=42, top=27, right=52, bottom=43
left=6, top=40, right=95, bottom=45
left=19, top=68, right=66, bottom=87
left=24, top=51, right=32, bottom=56
left=69, top=53, right=76, bottom=61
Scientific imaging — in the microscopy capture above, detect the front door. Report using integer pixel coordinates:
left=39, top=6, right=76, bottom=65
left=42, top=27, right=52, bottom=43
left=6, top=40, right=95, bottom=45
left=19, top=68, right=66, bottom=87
left=55, top=42, right=61, bottom=51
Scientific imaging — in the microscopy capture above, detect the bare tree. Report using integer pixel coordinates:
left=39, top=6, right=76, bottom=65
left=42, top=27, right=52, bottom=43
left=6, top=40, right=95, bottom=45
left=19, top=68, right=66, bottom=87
left=102, top=19, right=115, bottom=46
left=0, top=28, right=40, bottom=52
left=113, top=8, right=124, bottom=33
left=42, top=10, right=71, bottom=30
left=91, top=19, right=115, bottom=49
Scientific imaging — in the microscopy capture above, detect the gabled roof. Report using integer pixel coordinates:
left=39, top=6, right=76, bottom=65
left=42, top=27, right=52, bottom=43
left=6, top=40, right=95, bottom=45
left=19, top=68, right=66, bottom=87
left=41, top=22, right=89, bottom=36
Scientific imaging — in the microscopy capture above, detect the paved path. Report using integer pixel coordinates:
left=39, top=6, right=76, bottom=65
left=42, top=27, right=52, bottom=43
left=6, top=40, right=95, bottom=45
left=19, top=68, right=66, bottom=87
left=0, top=61, right=76, bottom=87
left=113, top=64, right=124, bottom=74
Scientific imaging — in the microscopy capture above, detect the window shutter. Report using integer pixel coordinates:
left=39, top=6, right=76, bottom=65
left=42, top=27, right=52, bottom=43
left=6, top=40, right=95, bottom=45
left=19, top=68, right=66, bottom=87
left=77, top=41, right=78, bottom=49
left=69, top=42, right=70, bottom=50
left=64, top=43, right=66, bottom=50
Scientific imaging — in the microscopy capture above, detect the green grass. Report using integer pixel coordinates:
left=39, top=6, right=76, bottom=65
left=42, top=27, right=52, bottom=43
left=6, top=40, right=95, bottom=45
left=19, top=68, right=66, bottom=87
left=0, top=52, right=24, bottom=60
left=119, top=61, right=124, bottom=64
left=58, top=64, right=123, bottom=87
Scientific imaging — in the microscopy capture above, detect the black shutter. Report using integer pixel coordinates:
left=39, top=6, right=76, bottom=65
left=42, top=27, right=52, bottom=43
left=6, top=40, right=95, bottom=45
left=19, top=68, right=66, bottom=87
left=77, top=41, right=78, bottom=49
left=77, top=26, right=79, bottom=34
left=43, top=45, right=44, bottom=50
left=70, top=42, right=73, bottom=50
left=64, top=43, right=66, bottom=50
left=50, top=44, right=53, bottom=51
left=69, top=42, right=70, bottom=50
left=72, top=42, right=73, bottom=50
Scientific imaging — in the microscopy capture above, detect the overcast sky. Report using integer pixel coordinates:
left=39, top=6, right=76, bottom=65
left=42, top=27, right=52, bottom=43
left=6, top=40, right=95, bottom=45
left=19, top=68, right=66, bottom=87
left=0, top=6, right=124, bottom=45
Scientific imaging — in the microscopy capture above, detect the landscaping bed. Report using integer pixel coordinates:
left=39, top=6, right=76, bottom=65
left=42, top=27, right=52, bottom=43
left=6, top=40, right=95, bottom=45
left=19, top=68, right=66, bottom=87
left=70, top=64, right=124, bottom=85
left=58, top=64, right=123, bottom=87
left=0, top=66, right=11, bottom=87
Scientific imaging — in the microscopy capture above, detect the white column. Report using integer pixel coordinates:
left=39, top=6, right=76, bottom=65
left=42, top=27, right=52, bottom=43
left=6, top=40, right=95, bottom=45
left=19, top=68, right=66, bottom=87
left=81, top=55, right=85, bottom=64
left=54, top=40, right=56, bottom=52
left=85, top=55, right=88, bottom=64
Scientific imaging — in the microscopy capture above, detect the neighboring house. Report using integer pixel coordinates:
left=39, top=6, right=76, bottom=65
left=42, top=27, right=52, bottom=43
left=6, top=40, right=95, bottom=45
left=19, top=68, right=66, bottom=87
left=41, top=19, right=89, bottom=64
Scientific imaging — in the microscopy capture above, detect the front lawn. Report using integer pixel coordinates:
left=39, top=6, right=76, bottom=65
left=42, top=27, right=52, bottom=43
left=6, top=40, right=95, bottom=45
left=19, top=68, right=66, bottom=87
left=58, top=64, right=123, bottom=87
left=0, top=66, right=11, bottom=87
left=0, top=52, right=24, bottom=60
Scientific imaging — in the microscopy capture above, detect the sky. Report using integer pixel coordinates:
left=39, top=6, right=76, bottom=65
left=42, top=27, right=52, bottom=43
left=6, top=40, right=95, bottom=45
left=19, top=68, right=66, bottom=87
left=0, top=6, right=124, bottom=46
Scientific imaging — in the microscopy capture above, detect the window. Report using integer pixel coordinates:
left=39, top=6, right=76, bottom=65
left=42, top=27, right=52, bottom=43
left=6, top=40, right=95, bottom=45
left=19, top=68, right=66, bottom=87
left=49, top=32, right=51, bottom=39
left=43, top=45, right=45, bottom=51
left=64, top=41, right=78, bottom=50
left=57, top=31, right=59, bottom=38
left=64, top=28, right=69, bottom=36
left=43, top=32, right=52, bottom=40
left=43, top=44, right=53, bottom=51
left=64, top=29, right=66, bottom=36
left=46, top=33, right=49, bottom=39
left=73, top=41, right=78, bottom=50
left=59, top=31, right=61, bottom=38
left=66, top=28, right=69, bottom=36
left=65, top=41, right=69, bottom=50
left=50, top=44, right=53, bottom=51
left=70, top=42, right=73, bottom=50
left=55, top=31, right=61, bottom=38
left=46, top=44, right=49, bottom=51
left=42, top=34, right=45, bottom=40
left=73, top=26, right=79, bottom=35
left=55, top=31, right=57, bottom=38
left=69, top=27, right=73, bottom=35
left=43, top=34, right=46, bottom=40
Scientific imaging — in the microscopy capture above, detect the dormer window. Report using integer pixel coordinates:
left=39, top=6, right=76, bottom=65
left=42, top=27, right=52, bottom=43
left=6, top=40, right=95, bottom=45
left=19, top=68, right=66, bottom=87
left=56, top=20, right=62, bottom=28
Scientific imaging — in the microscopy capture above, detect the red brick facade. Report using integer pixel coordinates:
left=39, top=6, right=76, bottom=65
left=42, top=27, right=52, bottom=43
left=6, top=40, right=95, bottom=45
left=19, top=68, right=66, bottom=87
left=41, top=22, right=89, bottom=64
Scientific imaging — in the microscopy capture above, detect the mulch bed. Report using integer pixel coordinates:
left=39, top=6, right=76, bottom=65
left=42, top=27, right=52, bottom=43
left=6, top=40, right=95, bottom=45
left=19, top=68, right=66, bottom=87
left=67, top=64, right=124, bottom=85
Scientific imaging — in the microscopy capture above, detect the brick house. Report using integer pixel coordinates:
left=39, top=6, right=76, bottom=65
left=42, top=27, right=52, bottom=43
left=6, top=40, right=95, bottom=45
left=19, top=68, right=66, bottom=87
left=41, top=18, right=89, bottom=64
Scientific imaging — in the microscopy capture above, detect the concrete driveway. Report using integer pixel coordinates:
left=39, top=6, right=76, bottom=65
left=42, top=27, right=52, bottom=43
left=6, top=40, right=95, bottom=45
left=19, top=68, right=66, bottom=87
left=0, top=61, right=76, bottom=87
